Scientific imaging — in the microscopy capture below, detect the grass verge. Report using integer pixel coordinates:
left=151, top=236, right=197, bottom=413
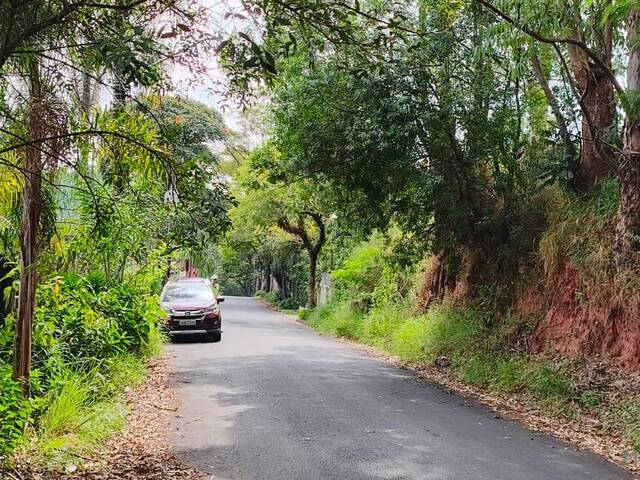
left=23, top=354, right=149, bottom=470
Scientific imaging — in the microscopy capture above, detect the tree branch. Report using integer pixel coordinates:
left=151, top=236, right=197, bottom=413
left=473, top=0, right=625, bottom=97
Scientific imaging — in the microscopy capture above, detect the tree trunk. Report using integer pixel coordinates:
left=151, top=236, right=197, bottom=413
left=567, top=34, right=615, bottom=190
left=265, top=262, right=271, bottom=292
left=81, top=70, right=93, bottom=115
left=531, top=54, right=575, bottom=162
left=13, top=96, right=44, bottom=398
left=428, top=250, right=449, bottom=306
left=307, top=252, right=318, bottom=308
left=616, top=10, right=640, bottom=250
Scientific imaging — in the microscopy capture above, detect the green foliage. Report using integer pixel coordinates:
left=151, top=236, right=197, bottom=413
left=539, top=178, right=619, bottom=277
left=306, top=294, right=578, bottom=406
left=256, top=289, right=278, bottom=305
left=332, top=235, right=386, bottom=300
left=0, top=273, right=163, bottom=464
left=389, top=319, right=429, bottom=363
left=613, top=398, right=640, bottom=451
left=579, top=390, right=601, bottom=409
left=0, top=366, right=31, bottom=460
left=28, top=275, right=161, bottom=385
left=538, top=177, right=640, bottom=315
left=0, top=0, right=229, bottom=469
left=306, top=301, right=362, bottom=339
left=361, top=304, right=410, bottom=349
left=459, top=353, right=496, bottom=386
left=420, top=306, right=489, bottom=360
left=492, top=358, right=528, bottom=394
left=33, top=357, right=142, bottom=464
left=527, top=363, right=572, bottom=400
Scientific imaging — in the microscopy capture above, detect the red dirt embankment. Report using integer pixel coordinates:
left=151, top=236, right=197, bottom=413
left=532, top=263, right=640, bottom=370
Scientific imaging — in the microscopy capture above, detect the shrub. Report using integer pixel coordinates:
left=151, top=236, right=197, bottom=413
left=276, top=295, right=300, bottom=310
left=459, top=353, right=496, bottom=386
left=332, top=235, right=386, bottom=302
left=35, top=366, right=128, bottom=463
left=491, top=358, right=527, bottom=394
left=0, top=273, right=163, bottom=464
left=255, top=290, right=277, bottom=305
left=30, top=274, right=161, bottom=387
left=304, top=302, right=334, bottom=329
left=0, top=365, right=31, bottom=460
left=422, top=306, right=488, bottom=360
left=316, top=301, right=362, bottom=339
left=579, top=390, right=601, bottom=408
left=361, top=304, right=406, bottom=348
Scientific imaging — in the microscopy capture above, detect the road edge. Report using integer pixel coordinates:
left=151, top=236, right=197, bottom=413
left=258, top=298, right=638, bottom=478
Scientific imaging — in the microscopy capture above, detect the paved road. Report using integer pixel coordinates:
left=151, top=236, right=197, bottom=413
left=168, top=296, right=632, bottom=480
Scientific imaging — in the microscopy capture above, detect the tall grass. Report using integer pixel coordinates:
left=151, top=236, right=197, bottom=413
left=29, top=355, right=146, bottom=467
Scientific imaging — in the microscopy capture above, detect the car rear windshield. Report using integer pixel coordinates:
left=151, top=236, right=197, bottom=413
left=161, top=283, right=215, bottom=304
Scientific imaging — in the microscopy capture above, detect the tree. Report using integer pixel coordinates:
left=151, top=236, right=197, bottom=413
left=616, top=7, right=640, bottom=250
left=0, top=0, right=218, bottom=395
left=267, top=10, right=531, bottom=296
left=472, top=0, right=640, bottom=249
left=143, top=96, right=233, bottom=252
left=233, top=143, right=328, bottom=307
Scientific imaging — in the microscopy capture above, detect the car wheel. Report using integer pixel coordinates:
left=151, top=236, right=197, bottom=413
left=207, top=332, right=222, bottom=343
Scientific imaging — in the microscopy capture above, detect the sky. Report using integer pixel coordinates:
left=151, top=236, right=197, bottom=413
left=169, top=0, right=259, bottom=134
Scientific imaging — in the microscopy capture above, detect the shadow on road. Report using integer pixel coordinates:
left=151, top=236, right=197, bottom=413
left=167, top=297, right=633, bottom=480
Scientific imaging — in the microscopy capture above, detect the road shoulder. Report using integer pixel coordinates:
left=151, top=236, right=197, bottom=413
left=262, top=299, right=639, bottom=478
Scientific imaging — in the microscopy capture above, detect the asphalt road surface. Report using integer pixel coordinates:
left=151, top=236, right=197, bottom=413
left=168, top=296, right=632, bottom=480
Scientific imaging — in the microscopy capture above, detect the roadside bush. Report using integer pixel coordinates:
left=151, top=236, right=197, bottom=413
left=255, top=289, right=303, bottom=310
left=255, top=290, right=277, bottom=305
left=527, top=363, right=572, bottom=400
left=34, top=356, right=144, bottom=463
left=331, top=234, right=386, bottom=303
left=30, top=274, right=161, bottom=388
left=421, top=306, right=488, bottom=360
left=459, top=353, right=496, bottom=386
left=491, top=358, right=527, bottom=394
left=0, top=365, right=31, bottom=461
left=360, top=304, right=404, bottom=348
left=0, top=273, right=164, bottom=465
left=274, top=294, right=300, bottom=310
left=304, top=302, right=334, bottom=329
left=309, top=300, right=362, bottom=339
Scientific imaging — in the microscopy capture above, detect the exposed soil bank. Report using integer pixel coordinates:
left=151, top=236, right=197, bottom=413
left=533, top=263, right=640, bottom=370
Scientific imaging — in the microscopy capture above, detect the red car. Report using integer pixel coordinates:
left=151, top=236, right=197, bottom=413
left=160, top=278, right=224, bottom=342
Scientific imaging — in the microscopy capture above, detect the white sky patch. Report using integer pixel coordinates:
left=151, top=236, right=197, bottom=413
left=169, top=0, right=263, bottom=135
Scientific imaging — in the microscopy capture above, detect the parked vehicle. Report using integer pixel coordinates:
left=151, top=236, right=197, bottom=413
left=160, top=278, right=224, bottom=342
